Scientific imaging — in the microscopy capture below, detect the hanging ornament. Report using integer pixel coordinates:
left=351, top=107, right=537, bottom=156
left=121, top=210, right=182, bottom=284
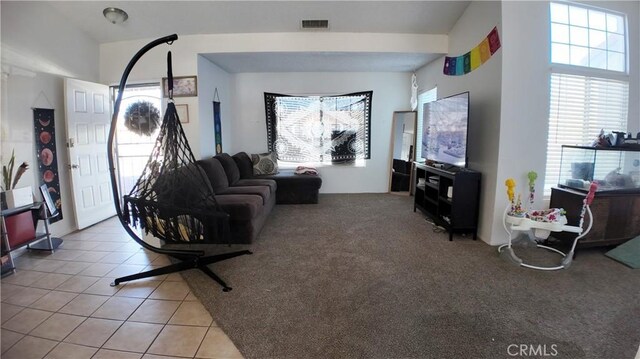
left=124, top=100, right=160, bottom=136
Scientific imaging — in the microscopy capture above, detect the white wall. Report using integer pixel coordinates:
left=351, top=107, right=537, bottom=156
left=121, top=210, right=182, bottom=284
left=496, top=0, right=640, bottom=245
left=197, top=56, right=233, bottom=158
left=415, top=1, right=503, bottom=244
left=1, top=2, right=100, bottom=237
left=100, top=32, right=447, bottom=160
left=231, top=72, right=411, bottom=193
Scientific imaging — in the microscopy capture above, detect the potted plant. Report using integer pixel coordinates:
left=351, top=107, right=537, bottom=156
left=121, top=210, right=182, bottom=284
left=1, top=150, right=31, bottom=209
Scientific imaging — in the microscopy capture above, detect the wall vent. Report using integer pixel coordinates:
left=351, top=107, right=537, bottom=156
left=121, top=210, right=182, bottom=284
left=301, top=20, right=329, bottom=30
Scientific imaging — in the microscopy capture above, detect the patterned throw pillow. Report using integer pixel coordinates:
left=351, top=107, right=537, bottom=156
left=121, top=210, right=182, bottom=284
left=251, top=152, right=279, bottom=175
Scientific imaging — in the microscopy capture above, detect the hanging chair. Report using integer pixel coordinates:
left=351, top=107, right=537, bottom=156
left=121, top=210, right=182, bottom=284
left=107, top=34, right=251, bottom=291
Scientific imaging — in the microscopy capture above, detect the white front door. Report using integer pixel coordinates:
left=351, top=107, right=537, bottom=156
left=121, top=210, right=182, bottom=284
left=64, top=78, right=115, bottom=229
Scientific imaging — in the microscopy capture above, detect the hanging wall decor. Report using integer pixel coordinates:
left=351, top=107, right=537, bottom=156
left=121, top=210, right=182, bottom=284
left=443, top=26, right=501, bottom=76
left=213, top=88, right=222, bottom=154
left=33, top=108, right=63, bottom=222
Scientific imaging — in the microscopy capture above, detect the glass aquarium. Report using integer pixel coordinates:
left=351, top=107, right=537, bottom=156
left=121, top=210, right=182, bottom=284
left=558, top=145, right=640, bottom=193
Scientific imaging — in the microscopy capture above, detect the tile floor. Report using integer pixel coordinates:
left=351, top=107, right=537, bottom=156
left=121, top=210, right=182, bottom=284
left=1, top=217, right=243, bottom=359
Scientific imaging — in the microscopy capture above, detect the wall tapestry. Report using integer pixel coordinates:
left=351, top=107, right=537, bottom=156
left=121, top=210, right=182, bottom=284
left=33, top=108, right=62, bottom=222
left=213, top=101, right=223, bottom=154
left=443, top=26, right=501, bottom=76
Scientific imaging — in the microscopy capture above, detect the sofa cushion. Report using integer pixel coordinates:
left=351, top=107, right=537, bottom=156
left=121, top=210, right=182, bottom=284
left=216, top=185, right=271, bottom=204
left=196, top=157, right=229, bottom=193
left=251, top=152, right=279, bottom=175
left=235, top=178, right=277, bottom=194
left=214, top=153, right=241, bottom=185
left=233, top=152, right=254, bottom=179
left=215, top=194, right=263, bottom=221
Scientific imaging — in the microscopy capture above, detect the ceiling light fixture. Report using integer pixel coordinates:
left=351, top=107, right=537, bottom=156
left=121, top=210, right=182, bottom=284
left=103, top=7, right=128, bottom=24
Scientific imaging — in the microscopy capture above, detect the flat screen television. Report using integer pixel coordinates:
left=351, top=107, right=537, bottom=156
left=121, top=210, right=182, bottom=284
left=421, top=91, right=469, bottom=169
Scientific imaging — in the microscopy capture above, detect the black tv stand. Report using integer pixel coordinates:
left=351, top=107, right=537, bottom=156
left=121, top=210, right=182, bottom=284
left=413, top=163, right=481, bottom=241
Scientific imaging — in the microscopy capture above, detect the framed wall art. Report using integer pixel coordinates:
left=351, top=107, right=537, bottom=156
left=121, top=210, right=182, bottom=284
left=162, top=76, right=198, bottom=97
left=175, top=104, right=189, bottom=123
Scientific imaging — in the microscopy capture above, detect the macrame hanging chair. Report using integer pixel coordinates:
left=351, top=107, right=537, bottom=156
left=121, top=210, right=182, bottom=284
left=107, top=34, right=251, bottom=292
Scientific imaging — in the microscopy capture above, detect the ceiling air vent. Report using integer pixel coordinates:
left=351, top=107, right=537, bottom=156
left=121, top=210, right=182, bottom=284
left=301, top=20, right=329, bottom=30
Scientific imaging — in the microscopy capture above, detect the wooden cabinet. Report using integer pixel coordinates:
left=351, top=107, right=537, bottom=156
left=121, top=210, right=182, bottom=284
left=550, top=187, right=640, bottom=247
left=413, top=163, right=481, bottom=241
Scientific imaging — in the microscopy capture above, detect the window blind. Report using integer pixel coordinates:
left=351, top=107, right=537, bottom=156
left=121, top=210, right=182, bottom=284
left=544, top=73, right=629, bottom=194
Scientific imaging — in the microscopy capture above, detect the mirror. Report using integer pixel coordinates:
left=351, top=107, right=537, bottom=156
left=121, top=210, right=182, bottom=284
left=389, top=111, right=417, bottom=193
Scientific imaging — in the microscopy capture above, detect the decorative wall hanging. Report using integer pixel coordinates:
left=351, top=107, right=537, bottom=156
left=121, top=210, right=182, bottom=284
left=124, top=100, right=160, bottom=136
left=213, top=88, right=222, bottom=154
left=443, top=26, right=501, bottom=76
left=175, top=104, right=189, bottom=123
left=33, top=108, right=62, bottom=222
left=162, top=76, right=198, bottom=97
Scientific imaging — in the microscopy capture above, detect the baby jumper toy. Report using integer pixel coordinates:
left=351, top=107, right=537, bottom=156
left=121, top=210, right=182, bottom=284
left=498, top=171, right=597, bottom=270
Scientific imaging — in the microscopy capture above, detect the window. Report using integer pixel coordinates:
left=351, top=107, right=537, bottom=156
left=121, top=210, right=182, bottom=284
left=550, top=2, right=626, bottom=72
left=264, top=92, right=372, bottom=164
left=544, top=2, right=629, bottom=196
left=416, top=87, right=437, bottom=161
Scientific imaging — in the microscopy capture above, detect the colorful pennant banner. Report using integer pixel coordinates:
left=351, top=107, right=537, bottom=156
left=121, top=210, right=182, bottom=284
left=443, top=26, right=501, bottom=76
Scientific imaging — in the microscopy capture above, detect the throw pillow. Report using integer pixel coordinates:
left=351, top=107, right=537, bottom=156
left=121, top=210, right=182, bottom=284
left=251, top=152, right=279, bottom=175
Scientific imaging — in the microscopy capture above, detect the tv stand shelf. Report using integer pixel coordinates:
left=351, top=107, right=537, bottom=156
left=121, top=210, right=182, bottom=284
left=413, top=163, right=481, bottom=241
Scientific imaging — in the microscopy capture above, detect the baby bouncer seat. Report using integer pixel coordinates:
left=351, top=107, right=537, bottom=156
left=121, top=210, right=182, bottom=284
left=498, top=172, right=597, bottom=270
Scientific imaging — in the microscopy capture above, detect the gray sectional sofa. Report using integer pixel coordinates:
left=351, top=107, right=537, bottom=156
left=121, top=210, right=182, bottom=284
left=195, top=153, right=322, bottom=244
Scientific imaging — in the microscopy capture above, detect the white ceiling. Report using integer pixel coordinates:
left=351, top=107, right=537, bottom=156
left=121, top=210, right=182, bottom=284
left=43, top=1, right=470, bottom=72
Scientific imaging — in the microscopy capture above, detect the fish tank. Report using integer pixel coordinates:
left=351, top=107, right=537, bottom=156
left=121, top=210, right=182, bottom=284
left=558, top=145, right=640, bottom=193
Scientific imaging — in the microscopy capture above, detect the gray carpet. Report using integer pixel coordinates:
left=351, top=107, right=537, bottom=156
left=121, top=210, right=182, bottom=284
left=181, top=194, right=640, bottom=359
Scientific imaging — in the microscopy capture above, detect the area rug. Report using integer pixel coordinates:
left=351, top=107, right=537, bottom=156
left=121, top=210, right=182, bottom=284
left=605, top=236, right=640, bottom=269
left=181, top=194, right=640, bottom=359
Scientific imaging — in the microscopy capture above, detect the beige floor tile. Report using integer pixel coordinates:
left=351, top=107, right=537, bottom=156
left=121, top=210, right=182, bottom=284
left=3, top=287, right=50, bottom=306
left=54, top=275, right=99, bottom=293
left=123, top=252, right=160, bottom=266
left=29, top=313, right=86, bottom=341
left=1, top=308, right=53, bottom=334
left=91, top=296, right=144, bottom=320
left=106, top=264, right=147, bottom=278
left=48, top=250, right=85, bottom=261
left=29, top=273, right=73, bottom=290
left=150, top=256, right=172, bottom=266
left=147, top=325, right=208, bottom=358
left=128, top=299, right=181, bottom=324
left=139, top=266, right=169, bottom=281
left=114, top=279, right=162, bottom=299
left=58, top=293, right=109, bottom=316
left=83, top=277, right=122, bottom=296
left=93, top=349, right=143, bottom=359
left=78, top=263, right=119, bottom=277
left=103, top=321, right=164, bottom=353
left=1, top=329, right=24, bottom=353
left=184, top=291, right=198, bottom=301
left=1, top=270, right=43, bottom=286
left=1, top=335, right=58, bottom=359
left=44, top=342, right=98, bottom=359
left=29, top=291, right=78, bottom=312
left=1, top=283, right=26, bottom=301
left=169, top=301, right=213, bottom=326
left=1, top=303, right=25, bottom=323
left=99, top=242, right=133, bottom=255
left=141, top=355, right=180, bottom=359
left=196, top=326, right=244, bottom=359
left=53, top=261, right=92, bottom=275
left=64, top=317, right=123, bottom=348
left=12, top=257, right=45, bottom=270
left=78, top=251, right=111, bottom=262
left=148, top=281, right=190, bottom=301
left=30, top=260, right=67, bottom=273
left=164, top=273, right=185, bottom=282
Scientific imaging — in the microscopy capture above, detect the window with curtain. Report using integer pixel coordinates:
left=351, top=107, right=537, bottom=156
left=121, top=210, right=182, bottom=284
left=544, top=2, right=629, bottom=196
left=264, top=91, right=372, bottom=164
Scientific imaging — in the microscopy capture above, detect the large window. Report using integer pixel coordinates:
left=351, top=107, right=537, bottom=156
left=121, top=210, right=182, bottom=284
left=265, top=92, right=372, bottom=164
left=416, top=87, right=437, bottom=161
left=544, top=2, right=629, bottom=196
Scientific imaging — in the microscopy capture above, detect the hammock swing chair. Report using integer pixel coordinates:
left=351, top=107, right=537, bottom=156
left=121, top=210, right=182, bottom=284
left=107, top=34, right=251, bottom=291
